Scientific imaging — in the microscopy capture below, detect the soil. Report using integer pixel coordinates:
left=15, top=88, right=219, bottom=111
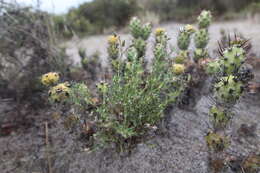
left=64, top=19, right=260, bottom=66
left=0, top=19, right=260, bottom=173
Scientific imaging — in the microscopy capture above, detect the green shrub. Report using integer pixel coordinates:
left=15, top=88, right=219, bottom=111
left=43, top=17, right=186, bottom=151
left=246, top=2, right=260, bottom=14
left=71, top=17, right=94, bottom=35
left=92, top=20, right=183, bottom=150
left=96, top=53, right=176, bottom=149
left=52, top=15, right=74, bottom=39
left=53, top=15, right=66, bottom=33
left=52, top=0, right=139, bottom=37
left=67, top=83, right=93, bottom=108
left=67, top=0, right=138, bottom=34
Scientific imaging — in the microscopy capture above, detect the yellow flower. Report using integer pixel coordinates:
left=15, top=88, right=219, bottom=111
left=48, top=82, right=70, bottom=102
left=155, top=28, right=165, bottom=36
left=96, top=81, right=108, bottom=93
left=41, top=72, right=60, bottom=86
left=184, top=24, right=195, bottom=33
left=108, top=35, right=118, bottom=44
left=172, top=64, right=185, bottom=75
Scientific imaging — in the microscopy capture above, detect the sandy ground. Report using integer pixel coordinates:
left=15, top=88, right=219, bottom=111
left=64, top=19, right=260, bottom=65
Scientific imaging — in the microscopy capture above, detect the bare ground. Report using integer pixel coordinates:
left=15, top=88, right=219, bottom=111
left=64, top=19, right=260, bottom=65
left=0, top=20, right=260, bottom=173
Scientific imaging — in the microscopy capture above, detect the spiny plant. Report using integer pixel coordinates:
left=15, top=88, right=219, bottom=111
left=236, top=65, right=254, bottom=84
left=204, top=18, right=254, bottom=172
left=194, top=48, right=208, bottom=62
left=175, top=24, right=195, bottom=64
left=209, top=106, right=231, bottom=129
left=205, top=60, right=221, bottom=75
left=175, top=50, right=189, bottom=64
left=194, top=11, right=256, bottom=171
left=214, top=75, right=244, bottom=104
left=194, top=10, right=212, bottom=62
left=129, top=17, right=152, bottom=58
left=129, top=17, right=152, bottom=40
left=206, top=43, right=251, bottom=128
left=142, top=23, right=152, bottom=41
left=219, top=31, right=251, bottom=52
left=219, top=46, right=246, bottom=76
left=208, top=40, right=252, bottom=94
left=194, top=29, right=209, bottom=62
left=172, top=12, right=211, bottom=105
left=177, top=25, right=195, bottom=51
left=194, top=29, right=209, bottom=49
left=197, top=10, right=212, bottom=29
left=214, top=33, right=252, bottom=77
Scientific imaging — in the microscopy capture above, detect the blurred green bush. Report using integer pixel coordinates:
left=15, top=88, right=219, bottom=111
left=141, top=0, right=259, bottom=21
left=245, top=1, right=260, bottom=14
left=53, top=0, right=260, bottom=38
left=53, top=0, right=138, bottom=38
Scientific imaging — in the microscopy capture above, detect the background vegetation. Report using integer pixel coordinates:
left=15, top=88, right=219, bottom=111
left=52, top=0, right=260, bottom=38
left=0, top=2, right=70, bottom=104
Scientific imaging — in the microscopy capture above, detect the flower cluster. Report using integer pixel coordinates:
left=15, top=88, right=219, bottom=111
left=41, top=72, right=60, bottom=86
